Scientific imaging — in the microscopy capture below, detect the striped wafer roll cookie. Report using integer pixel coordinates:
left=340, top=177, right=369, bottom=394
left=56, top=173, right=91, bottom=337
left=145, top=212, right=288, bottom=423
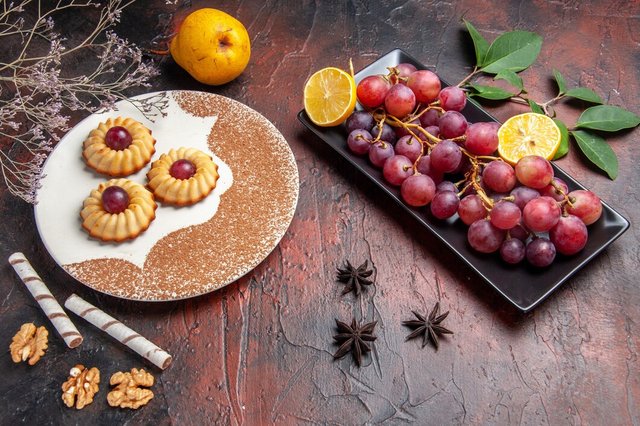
left=8, top=252, right=83, bottom=348
left=65, top=294, right=172, bottom=370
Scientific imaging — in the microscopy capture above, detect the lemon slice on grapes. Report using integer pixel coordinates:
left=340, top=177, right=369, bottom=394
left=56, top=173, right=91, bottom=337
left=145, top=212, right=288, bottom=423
left=303, top=67, right=357, bottom=127
left=497, top=113, right=561, bottom=165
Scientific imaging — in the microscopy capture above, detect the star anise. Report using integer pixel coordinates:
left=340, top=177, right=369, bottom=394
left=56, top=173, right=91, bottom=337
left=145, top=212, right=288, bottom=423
left=336, top=260, right=374, bottom=296
left=332, top=318, right=377, bottom=366
left=402, top=302, right=453, bottom=350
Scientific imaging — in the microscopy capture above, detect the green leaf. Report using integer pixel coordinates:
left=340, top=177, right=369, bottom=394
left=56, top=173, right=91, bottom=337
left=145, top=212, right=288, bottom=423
left=571, top=130, right=618, bottom=179
left=494, top=70, right=524, bottom=91
left=552, top=119, right=569, bottom=159
left=553, top=69, right=566, bottom=95
left=576, top=105, right=640, bottom=131
left=528, top=99, right=544, bottom=114
left=565, top=87, right=603, bottom=104
left=480, top=31, right=543, bottom=74
left=468, top=84, right=515, bottom=100
left=464, top=20, right=490, bottom=67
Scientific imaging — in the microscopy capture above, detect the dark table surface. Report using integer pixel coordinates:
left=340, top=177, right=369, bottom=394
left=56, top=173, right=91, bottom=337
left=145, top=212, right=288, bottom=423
left=1, top=0, right=639, bottom=424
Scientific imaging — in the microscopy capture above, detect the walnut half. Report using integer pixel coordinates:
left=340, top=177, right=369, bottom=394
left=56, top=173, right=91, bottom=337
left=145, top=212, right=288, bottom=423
left=61, top=364, right=100, bottom=409
left=107, top=368, right=154, bottom=409
left=10, top=323, right=48, bottom=365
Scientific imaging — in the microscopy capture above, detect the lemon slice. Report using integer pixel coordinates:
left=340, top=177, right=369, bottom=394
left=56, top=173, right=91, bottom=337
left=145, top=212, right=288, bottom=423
left=303, top=67, right=356, bottom=127
left=497, top=113, right=561, bottom=165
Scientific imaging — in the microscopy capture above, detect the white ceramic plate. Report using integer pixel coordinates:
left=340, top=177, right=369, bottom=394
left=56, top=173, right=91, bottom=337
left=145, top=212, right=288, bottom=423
left=35, top=91, right=299, bottom=301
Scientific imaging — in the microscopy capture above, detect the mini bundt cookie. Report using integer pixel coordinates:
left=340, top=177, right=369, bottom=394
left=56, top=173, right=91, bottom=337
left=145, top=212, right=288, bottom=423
left=83, top=117, right=156, bottom=176
left=146, top=147, right=219, bottom=206
left=81, top=179, right=157, bottom=242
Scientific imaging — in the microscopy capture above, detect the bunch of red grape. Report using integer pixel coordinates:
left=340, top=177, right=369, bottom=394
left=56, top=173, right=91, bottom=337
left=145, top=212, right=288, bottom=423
left=344, top=63, right=603, bottom=267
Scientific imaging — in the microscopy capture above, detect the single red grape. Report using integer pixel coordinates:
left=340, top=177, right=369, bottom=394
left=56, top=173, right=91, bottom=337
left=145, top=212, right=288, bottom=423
left=490, top=201, right=522, bottom=230
left=407, top=70, right=441, bottom=103
left=400, top=174, right=436, bottom=207
left=465, top=122, right=499, bottom=156
left=105, top=126, right=132, bottom=151
left=436, top=181, right=457, bottom=193
left=430, top=139, right=462, bottom=173
left=526, top=237, right=556, bottom=267
left=522, top=196, right=561, bottom=232
left=395, top=135, right=422, bottom=162
left=510, top=186, right=540, bottom=211
left=438, top=86, right=467, bottom=111
left=102, top=186, right=129, bottom=214
left=170, top=159, right=196, bottom=180
left=369, top=141, right=394, bottom=168
left=347, top=129, right=372, bottom=156
left=515, top=155, right=554, bottom=189
left=549, top=214, right=588, bottom=255
left=482, top=160, right=516, bottom=193
left=431, top=190, right=460, bottom=219
left=468, top=219, right=505, bottom=253
left=566, top=190, right=602, bottom=225
left=357, top=75, right=391, bottom=108
left=500, top=238, right=526, bottom=264
left=385, top=84, right=416, bottom=119
left=419, top=108, right=441, bottom=127
left=438, top=111, right=468, bottom=139
left=383, top=155, right=413, bottom=186
left=346, top=111, right=375, bottom=134
left=458, top=194, right=488, bottom=225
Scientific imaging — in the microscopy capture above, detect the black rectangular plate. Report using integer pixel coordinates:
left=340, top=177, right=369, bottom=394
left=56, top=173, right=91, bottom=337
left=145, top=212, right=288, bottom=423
left=298, top=48, right=630, bottom=312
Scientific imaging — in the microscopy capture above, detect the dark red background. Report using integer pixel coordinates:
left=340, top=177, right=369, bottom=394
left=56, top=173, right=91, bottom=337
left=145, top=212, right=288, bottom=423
left=1, top=1, right=638, bottom=424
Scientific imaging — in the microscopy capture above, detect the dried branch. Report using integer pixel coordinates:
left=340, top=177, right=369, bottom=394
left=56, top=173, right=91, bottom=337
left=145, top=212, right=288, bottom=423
left=0, top=0, right=165, bottom=203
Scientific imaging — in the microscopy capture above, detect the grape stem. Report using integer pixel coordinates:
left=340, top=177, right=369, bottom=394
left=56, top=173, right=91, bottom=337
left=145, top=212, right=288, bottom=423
left=457, top=67, right=480, bottom=88
left=459, top=146, right=500, bottom=163
left=474, top=182, right=494, bottom=209
left=387, top=115, right=432, bottom=174
left=386, top=115, right=440, bottom=146
left=551, top=179, right=575, bottom=208
left=386, top=66, right=409, bottom=84
left=457, top=181, right=472, bottom=198
left=475, top=155, right=502, bottom=161
left=385, top=113, right=443, bottom=175
left=507, top=93, right=565, bottom=116
left=369, top=113, right=387, bottom=144
left=563, top=196, right=578, bottom=215
left=461, top=66, right=571, bottom=117
left=412, top=104, right=444, bottom=120
left=466, top=158, right=494, bottom=209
